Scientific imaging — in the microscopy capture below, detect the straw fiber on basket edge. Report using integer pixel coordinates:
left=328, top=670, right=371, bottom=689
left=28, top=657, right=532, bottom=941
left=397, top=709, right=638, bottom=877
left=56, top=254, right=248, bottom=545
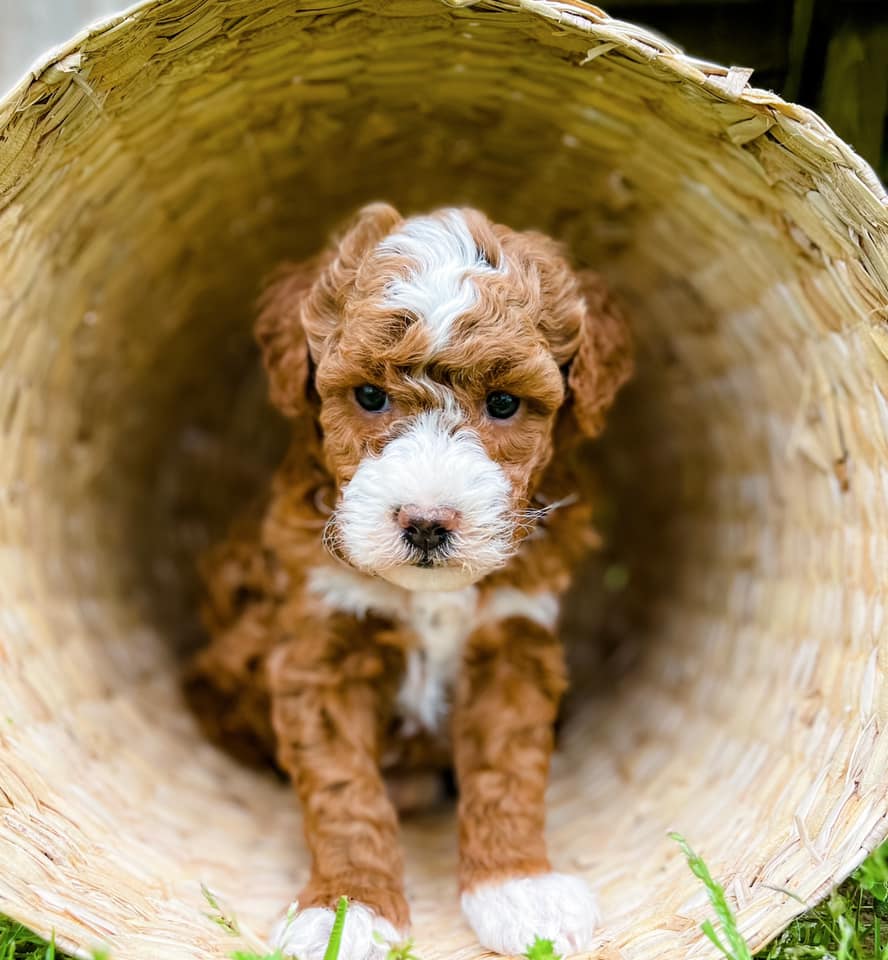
left=0, top=0, right=887, bottom=958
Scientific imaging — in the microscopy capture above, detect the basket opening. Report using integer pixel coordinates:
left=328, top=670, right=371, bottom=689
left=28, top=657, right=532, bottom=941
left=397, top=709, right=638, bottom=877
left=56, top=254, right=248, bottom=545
left=38, top=54, right=790, bottom=883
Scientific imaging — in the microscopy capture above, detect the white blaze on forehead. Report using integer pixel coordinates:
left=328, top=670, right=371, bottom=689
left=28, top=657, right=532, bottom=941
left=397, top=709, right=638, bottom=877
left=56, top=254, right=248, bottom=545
left=378, top=208, right=506, bottom=350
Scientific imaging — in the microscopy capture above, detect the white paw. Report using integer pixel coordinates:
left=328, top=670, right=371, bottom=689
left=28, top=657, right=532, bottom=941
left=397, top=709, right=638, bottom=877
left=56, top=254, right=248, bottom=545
left=461, top=872, right=598, bottom=957
left=271, top=902, right=404, bottom=960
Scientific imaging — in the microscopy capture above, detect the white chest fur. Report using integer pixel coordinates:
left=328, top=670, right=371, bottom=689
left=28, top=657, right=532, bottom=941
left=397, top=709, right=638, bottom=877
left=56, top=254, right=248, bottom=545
left=397, top=588, right=478, bottom=734
left=307, top=566, right=559, bottom=735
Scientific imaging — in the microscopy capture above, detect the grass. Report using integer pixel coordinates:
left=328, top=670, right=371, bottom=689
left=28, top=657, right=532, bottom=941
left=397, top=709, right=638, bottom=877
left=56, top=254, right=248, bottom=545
left=2, top=839, right=888, bottom=960
left=672, top=834, right=888, bottom=960
left=0, top=923, right=58, bottom=960
left=671, top=832, right=753, bottom=960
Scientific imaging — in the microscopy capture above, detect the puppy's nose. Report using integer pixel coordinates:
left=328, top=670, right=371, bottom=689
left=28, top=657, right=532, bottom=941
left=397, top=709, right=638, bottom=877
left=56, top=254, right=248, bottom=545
left=397, top=506, right=459, bottom=553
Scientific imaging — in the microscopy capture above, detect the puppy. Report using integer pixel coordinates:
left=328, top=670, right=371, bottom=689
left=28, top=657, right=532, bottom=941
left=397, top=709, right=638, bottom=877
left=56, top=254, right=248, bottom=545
left=187, top=204, right=633, bottom=959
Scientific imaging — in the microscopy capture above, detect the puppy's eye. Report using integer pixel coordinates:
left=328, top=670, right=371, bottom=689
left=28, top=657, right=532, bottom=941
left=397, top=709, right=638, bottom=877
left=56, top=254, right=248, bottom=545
left=354, top=384, right=389, bottom=412
left=486, top=391, right=520, bottom=420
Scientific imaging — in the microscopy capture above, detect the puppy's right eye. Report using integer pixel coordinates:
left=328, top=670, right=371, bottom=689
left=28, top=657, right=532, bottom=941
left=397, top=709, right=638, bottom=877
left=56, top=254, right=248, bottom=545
left=354, top=384, right=389, bottom=412
left=486, top=391, right=521, bottom=419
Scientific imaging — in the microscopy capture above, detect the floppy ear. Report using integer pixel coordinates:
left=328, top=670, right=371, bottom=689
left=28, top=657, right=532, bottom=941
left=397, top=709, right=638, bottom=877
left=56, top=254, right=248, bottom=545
left=326, top=202, right=403, bottom=280
left=568, top=270, right=634, bottom=437
left=301, top=201, right=402, bottom=357
left=254, top=258, right=321, bottom=419
left=255, top=203, right=403, bottom=418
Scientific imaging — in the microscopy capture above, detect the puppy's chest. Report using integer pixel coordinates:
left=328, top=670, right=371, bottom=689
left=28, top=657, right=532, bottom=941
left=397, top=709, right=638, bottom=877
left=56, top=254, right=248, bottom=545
left=306, top=567, right=559, bottom=737
left=396, top=589, right=477, bottom=735
left=307, top=567, right=477, bottom=735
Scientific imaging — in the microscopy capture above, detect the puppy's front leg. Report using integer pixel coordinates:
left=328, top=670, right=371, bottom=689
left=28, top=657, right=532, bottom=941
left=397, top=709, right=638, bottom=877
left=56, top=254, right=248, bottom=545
left=455, top=616, right=597, bottom=957
left=268, top=612, right=407, bottom=960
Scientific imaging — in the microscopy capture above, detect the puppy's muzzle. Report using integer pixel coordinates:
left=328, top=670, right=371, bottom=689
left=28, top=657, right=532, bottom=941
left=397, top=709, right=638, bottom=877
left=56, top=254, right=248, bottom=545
left=335, top=408, right=514, bottom=588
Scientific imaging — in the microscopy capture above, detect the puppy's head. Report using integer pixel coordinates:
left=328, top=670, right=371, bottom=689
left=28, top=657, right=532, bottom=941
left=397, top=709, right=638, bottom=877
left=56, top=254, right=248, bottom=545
left=257, top=204, right=632, bottom=591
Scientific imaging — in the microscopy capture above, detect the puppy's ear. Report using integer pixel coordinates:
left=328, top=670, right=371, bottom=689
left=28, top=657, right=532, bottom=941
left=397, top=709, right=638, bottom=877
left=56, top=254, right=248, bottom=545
left=300, top=202, right=404, bottom=359
left=568, top=271, right=634, bottom=437
left=255, top=203, right=403, bottom=418
left=254, top=258, right=320, bottom=419
left=330, top=202, right=403, bottom=274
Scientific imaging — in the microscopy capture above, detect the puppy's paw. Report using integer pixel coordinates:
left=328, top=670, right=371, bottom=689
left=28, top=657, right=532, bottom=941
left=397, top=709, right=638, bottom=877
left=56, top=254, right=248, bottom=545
left=271, top=902, right=403, bottom=960
left=461, top=872, right=598, bottom=957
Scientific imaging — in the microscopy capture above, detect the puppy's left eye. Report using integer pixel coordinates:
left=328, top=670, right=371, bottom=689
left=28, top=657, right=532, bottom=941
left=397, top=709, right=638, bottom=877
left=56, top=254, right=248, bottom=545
left=486, top=391, right=520, bottom=420
left=354, top=384, right=389, bottom=412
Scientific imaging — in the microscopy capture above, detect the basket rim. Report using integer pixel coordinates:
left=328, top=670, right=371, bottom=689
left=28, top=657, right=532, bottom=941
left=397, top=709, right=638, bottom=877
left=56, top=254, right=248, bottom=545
left=0, top=0, right=885, bottom=211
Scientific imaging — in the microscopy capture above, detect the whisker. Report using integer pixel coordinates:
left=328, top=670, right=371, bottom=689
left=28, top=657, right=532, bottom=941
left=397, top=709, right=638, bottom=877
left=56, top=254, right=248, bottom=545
left=321, top=514, right=353, bottom=569
left=514, top=493, right=579, bottom=528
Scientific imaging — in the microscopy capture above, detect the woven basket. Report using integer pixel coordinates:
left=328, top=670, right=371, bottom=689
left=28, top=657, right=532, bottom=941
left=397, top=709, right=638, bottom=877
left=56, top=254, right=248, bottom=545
left=1, top=1, right=887, bottom=958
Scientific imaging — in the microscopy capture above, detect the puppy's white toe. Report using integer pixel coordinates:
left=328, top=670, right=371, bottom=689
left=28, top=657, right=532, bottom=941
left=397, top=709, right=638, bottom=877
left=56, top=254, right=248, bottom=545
left=271, top=902, right=403, bottom=960
left=461, top=872, right=598, bottom=957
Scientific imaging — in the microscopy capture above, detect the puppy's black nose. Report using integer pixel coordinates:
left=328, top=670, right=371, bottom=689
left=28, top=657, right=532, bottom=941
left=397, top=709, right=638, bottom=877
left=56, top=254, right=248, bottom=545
left=397, top=506, right=459, bottom=554
left=403, top=519, right=449, bottom=552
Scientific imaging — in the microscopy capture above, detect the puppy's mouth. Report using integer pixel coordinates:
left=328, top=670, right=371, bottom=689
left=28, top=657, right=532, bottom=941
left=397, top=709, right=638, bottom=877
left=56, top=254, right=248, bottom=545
left=408, top=547, right=454, bottom=571
left=377, top=557, right=486, bottom=592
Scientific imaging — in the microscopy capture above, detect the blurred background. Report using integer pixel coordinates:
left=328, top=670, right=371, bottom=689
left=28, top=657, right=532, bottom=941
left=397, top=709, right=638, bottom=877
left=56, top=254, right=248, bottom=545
left=1, top=0, right=886, bottom=179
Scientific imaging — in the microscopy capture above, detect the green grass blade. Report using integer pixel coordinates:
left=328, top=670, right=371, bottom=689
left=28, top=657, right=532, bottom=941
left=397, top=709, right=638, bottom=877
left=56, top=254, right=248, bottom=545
left=671, top=833, right=752, bottom=960
left=323, top=897, right=349, bottom=960
left=701, top=919, right=733, bottom=960
left=522, top=937, right=561, bottom=960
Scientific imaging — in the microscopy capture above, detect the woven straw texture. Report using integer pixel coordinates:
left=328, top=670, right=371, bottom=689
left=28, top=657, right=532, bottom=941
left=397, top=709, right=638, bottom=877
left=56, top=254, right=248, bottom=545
left=1, top=1, right=887, bottom=958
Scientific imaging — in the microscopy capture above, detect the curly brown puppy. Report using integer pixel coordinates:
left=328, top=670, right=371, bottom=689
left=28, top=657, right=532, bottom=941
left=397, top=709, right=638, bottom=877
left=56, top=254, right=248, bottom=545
left=186, top=203, right=632, bottom=960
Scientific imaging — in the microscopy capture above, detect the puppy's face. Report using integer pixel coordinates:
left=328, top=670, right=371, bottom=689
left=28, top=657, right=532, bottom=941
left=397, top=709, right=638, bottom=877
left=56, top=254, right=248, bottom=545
left=257, top=205, right=632, bottom=591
